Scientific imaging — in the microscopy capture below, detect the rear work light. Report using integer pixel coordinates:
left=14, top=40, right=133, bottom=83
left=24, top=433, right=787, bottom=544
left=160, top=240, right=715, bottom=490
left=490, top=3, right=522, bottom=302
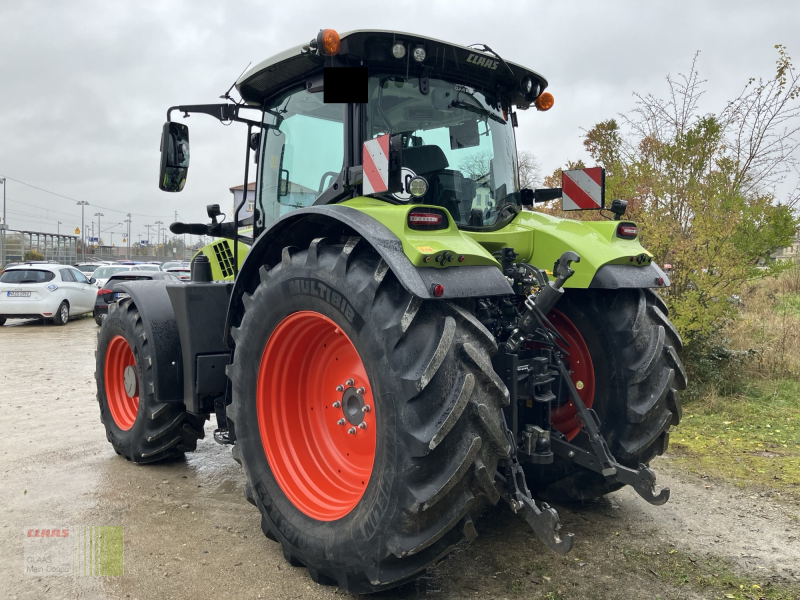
left=407, top=208, right=448, bottom=231
left=97, top=288, right=113, bottom=295
left=616, top=223, right=638, bottom=240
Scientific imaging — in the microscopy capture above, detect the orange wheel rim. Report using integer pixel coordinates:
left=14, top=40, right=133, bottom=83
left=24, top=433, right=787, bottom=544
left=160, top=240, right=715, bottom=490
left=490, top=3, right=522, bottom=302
left=548, top=310, right=595, bottom=441
left=105, top=335, right=140, bottom=430
left=257, top=311, right=376, bottom=521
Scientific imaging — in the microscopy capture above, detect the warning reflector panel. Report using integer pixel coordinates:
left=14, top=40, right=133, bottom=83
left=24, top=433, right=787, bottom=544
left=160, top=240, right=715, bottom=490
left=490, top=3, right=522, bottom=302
left=561, top=167, right=605, bottom=211
left=362, top=135, right=390, bottom=194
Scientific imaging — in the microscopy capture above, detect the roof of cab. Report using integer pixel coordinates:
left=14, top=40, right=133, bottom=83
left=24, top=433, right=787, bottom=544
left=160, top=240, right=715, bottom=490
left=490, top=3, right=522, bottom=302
left=236, top=29, right=548, bottom=109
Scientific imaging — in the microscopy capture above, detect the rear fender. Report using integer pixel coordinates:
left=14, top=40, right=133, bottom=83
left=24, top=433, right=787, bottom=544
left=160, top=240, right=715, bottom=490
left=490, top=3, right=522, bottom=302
left=224, top=204, right=513, bottom=347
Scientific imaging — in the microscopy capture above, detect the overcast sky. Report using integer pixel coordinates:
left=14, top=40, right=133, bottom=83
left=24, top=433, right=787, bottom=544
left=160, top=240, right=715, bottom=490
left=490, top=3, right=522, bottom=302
left=0, top=0, right=797, bottom=242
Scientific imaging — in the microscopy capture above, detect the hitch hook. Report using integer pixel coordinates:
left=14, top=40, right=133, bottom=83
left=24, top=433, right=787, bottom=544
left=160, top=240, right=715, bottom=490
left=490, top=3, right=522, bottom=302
left=617, top=463, right=670, bottom=506
left=517, top=495, right=574, bottom=554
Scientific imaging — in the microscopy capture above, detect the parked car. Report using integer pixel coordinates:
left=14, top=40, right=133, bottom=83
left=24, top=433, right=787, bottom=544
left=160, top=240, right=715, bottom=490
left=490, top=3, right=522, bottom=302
left=74, top=261, right=113, bottom=275
left=160, top=261, right=184, bottom=270
left=93, top=271, right=181, bottom=325
left=90, top=265, right=134, bottom=288
left=165, top=266, right=191, bottom=280
left=131, top=264, right=161, bottom=272
left=0, top=263, right=98, bottom=326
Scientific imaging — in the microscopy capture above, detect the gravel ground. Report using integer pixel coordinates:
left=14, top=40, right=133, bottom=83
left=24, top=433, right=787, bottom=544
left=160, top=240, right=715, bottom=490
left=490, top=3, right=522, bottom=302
left=1, top=316, right=798, bottom=599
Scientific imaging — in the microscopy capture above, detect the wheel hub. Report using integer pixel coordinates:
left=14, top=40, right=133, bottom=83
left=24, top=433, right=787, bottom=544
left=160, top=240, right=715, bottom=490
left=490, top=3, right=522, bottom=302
left=340, top=386, right=368, bottom=426
left=123, top=365, right=138, bottom=398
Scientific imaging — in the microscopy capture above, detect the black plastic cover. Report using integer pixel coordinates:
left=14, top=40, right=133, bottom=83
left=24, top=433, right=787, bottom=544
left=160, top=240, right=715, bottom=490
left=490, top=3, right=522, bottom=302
left=166, top=282, right=233, bottom=413
left=588, top=263, right=670, bottom=289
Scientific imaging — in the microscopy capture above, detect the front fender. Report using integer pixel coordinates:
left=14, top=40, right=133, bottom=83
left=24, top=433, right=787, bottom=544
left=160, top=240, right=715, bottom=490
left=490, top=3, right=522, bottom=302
left=223, top=204, right=513, bottom=347
left=116, top=281, right=183, bottom=402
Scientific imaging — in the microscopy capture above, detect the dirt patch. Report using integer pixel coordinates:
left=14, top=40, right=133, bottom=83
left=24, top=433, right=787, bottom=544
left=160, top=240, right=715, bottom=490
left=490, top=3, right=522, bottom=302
left=2, top=317, right=799, bottom=599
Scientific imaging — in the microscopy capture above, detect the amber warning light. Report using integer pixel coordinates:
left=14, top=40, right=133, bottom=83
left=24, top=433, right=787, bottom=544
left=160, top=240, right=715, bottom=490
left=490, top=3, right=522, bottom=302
left=317, top=29, right=340, bottom=56
left=535, top=92, right=554, bottom=111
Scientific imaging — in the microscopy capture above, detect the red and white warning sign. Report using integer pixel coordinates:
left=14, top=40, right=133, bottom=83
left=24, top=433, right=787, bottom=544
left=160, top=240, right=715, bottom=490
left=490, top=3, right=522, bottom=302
left=362, top=134, right=390, bottom=194
left=561, top=167, right=605, bottom=211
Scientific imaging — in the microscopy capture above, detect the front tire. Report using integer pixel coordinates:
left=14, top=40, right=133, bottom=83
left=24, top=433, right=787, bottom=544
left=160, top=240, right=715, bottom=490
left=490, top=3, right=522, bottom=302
left=95, top=298, right=205, bottom=463
left=227, top=237, right=511, bottom=594
left=527, top=288, right=686, bottom=502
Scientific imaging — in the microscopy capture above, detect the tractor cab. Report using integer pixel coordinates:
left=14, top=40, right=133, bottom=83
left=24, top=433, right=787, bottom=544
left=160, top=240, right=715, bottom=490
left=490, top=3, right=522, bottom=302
left=162, top=29, right=554, bottom=239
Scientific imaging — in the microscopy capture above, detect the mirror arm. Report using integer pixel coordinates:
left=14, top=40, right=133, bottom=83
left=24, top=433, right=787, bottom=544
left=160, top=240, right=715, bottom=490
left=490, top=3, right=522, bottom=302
left=167, top=104, right=263, bottom=129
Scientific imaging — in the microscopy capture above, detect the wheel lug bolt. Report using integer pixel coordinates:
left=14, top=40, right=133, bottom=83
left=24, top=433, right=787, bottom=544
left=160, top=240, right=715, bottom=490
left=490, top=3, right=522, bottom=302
left=346, top=378, right=355, bottom=386
left=347, top=427, right=357, bottom=435
left=332, top=401, right=341, bottom=408
left=336, top=384, right=344, bottom=392
left=337, top=418, right=346, bottom=426
left=358, top=422, right=368, bottom=430
left=362, top=405, right=371, bottom=413
left=356, top=387, right=366, bottom=395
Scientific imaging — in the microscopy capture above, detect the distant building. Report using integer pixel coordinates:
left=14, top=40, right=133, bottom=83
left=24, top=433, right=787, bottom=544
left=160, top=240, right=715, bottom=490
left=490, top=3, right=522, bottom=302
left=230, top=182, right=256, bottom=221
left=229, top=180, right=318, bottom=230
left=771, top=228, right=800, bottom=263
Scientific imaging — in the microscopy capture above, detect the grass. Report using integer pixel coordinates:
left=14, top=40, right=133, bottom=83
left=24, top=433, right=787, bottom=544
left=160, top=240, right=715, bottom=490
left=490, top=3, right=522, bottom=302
left=621, top=545, right=800, bottom=600
left=669, top=379, right=800, bottom=500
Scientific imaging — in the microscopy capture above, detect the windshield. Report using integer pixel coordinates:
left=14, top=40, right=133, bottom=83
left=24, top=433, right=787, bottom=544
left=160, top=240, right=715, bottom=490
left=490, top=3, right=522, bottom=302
left=93, top=266, right=130, bottom=279
left=134, top=265, right=160, bottom=271
left=0, top=269, right=55, bottom=284
left=366, top=76, right=520, bottom=228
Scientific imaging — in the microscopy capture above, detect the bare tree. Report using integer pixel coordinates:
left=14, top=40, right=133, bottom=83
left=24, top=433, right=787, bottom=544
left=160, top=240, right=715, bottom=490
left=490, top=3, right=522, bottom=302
left=518, top=150, right=542, bottom=189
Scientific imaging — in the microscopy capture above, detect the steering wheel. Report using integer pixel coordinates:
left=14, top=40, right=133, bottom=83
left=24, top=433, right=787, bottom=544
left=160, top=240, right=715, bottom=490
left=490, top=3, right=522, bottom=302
left=318, top=171, right=339, bottom=194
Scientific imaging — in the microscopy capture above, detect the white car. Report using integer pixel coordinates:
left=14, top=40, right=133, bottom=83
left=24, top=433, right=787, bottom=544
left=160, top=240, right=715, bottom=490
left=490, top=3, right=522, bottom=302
left=0, top=263, right=99, bottom=326
left=91, top=264, right=134, bottom=288
left=131, top=264, right=162, bottom=272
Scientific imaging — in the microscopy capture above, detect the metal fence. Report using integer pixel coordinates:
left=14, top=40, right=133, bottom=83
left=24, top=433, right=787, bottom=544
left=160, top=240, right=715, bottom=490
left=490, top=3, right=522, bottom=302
left=1, top=228, right=78, bottom=267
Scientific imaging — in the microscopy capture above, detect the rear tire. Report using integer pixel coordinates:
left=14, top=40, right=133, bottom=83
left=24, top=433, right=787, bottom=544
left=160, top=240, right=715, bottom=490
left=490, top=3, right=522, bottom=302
left=227, top=237, right=511, bottom=594
left=53, top=301, right=69, bottom=326
left=95, top=298, right=205, bottom=463
left=94, top=314, right=105, bottom=327
left=526, top=288, right=685, bottom=502
left=0, top=318, right=5, bottom=326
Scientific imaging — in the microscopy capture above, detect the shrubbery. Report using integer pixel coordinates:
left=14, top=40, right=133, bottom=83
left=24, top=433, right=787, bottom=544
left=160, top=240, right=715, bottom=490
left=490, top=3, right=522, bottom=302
left=538, top=47, right=800, bottom=397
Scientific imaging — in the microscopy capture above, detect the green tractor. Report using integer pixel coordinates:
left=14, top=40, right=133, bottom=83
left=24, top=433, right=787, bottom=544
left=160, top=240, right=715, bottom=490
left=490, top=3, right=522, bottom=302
left=95, top=29, right=684, bottom=594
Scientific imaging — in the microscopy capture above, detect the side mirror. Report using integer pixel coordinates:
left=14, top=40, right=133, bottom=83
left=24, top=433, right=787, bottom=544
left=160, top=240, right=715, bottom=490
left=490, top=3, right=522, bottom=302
left=88, top=277, right=96, bottom=284
left=159, top=122, right=190, bottom=192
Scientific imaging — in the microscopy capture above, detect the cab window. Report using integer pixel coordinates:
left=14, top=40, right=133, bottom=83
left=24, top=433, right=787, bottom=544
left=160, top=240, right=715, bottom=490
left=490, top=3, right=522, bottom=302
left=257, top=87, right=345, bottom=227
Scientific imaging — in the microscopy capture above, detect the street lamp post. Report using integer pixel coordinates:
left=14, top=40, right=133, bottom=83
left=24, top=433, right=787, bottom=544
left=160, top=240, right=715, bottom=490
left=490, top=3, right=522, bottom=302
left=154, top=220, right=164, bottom=258
left=144, top=224, right=152, bottom=257
left=0, top=178, right=6, bottom=267
left=125, top=213, right=132, bottom=259
left=94, top=212, right=104, bottom=252
left=76, top=201, right=89, bottom=260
